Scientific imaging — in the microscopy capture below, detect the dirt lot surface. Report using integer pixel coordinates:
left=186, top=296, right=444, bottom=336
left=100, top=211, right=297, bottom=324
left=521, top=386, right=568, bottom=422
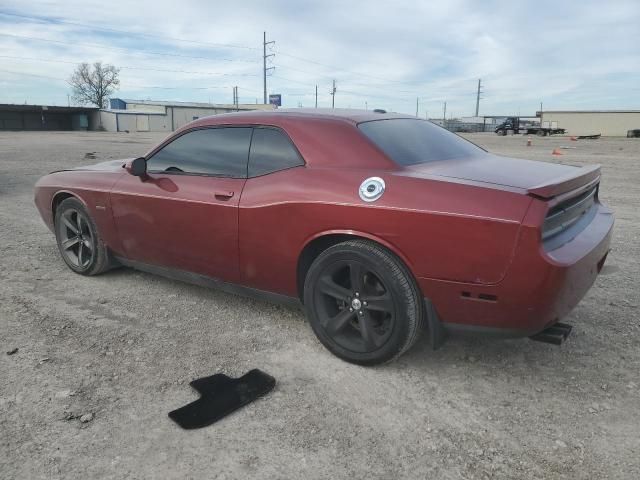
left=1, top=130, right=638, bottom=479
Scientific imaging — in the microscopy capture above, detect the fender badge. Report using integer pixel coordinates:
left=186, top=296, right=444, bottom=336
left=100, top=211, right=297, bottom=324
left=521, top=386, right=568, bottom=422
left=359, top=177, right=385, bottom=202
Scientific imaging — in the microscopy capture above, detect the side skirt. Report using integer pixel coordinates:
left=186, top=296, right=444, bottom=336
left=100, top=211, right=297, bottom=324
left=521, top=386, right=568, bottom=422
left=114, top=257, right=302, bottom=309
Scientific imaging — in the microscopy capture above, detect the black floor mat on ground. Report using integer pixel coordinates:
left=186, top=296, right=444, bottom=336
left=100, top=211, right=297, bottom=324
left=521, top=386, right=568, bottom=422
left=168, top=369, right=276, bottom=429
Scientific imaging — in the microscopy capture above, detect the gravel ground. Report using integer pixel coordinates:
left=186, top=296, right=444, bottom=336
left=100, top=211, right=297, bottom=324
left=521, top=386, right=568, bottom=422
left=1, top=130, right=638, bottom=480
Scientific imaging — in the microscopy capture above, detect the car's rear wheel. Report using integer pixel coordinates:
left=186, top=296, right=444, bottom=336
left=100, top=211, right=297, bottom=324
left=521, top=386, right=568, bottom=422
left=303, top=240, right=424, bottom=365
left=54, top=197, right=111, bottom=276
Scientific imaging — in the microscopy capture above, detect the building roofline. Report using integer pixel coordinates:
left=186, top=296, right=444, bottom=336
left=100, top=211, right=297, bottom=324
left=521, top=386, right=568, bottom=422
left=542, top=110, right=640, bottom=114
left=114, top=98, right=273, bottom=110
left=0, top=103, right=99, bottom=112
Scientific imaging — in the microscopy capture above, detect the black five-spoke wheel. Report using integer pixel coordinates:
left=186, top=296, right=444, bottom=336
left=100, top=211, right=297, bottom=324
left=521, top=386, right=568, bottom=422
left=57, top=208, right=94, bottom=269
left=54, top=197, right=111, bottom=276
left=304, top=239, right=424, bottom=365
left=315, top=261, right=396, bottom=353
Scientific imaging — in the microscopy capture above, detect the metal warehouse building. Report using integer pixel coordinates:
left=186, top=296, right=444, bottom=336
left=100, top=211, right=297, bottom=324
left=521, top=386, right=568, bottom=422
left=540, top=110, right=640, bottom=137
left=0, top=104, right=98, bottom=130
left=96, top=99, right=275, bottom=133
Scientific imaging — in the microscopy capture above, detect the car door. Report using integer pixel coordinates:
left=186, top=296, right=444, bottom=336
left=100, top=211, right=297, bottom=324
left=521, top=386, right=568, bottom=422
left=238, top=126, right=307, bottom=293
left=110, top=126, right=252, bottom=283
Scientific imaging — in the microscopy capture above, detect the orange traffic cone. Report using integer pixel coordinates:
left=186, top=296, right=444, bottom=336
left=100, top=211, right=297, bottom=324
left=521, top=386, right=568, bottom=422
left=552, top=149, right=563, bottom=156
left=527, top=136, right=532, bottom=147
left=570, top=136, right=578, bottom=141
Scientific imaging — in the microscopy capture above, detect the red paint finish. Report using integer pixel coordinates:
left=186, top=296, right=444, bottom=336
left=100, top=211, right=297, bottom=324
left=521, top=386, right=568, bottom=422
left=110, top=173, right=245, bottom=282
left=34, top=109, right=614, bottom=337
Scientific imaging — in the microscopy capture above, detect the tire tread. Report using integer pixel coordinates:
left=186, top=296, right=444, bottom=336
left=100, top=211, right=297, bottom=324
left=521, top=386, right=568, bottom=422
left=55, top=197, right=111, bottom=276
left=305, top=239, right=425, bottom=364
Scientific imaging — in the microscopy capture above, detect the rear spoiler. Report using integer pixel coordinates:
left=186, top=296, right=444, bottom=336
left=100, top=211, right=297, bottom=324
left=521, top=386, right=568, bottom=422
left=527, top=164, right=601, bottom=199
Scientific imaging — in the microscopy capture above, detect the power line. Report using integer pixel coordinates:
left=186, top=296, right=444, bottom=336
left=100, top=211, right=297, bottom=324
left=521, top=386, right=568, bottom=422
left=275, top=49, right=443, bottom=87
left=276, top=50, right=407, bottom=85
left=0, top=33, right=259, bottom=64
left=273, top=62, right=479, bottom=100
left=0, top=11, right=259, bottom=51
left=0, top=69, right=260, bottom=93
left=0, top=55, right=258, bottom=77
left=0, top=69, right=65, bottom=81
left=274, top=60, right=429, bottom=92
left=270, top=73, right=420, bottom=104
left=0, top=13, right=485, bottom=114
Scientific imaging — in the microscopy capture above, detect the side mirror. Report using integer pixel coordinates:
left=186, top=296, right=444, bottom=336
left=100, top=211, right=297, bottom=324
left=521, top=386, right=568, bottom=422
left=126, top=157, right=147, bottom=178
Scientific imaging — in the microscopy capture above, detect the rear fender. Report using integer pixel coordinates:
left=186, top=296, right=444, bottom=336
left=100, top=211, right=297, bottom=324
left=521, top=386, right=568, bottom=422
left=302, top=229, right=415, bottom=272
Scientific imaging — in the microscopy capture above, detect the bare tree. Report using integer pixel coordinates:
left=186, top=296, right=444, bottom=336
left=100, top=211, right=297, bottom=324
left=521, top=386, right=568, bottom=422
left=69, top=62, right=120, bottom=108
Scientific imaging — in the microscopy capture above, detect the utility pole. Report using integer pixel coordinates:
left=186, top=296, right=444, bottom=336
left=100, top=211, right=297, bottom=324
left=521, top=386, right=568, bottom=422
left=330, top=80, right=336, bottom=108
left=315, top=85, right=318, bottom=108
left=416, top=97, right=419, bottom=117
left=233, top=86, right=239, bottom=111
left=443, top=101, right=447, bottom=127
left=475, top=79, right=482, bottom=117
left=365, top=101, right=368, bottom=110
left=263, top=32, right=275, bottom=104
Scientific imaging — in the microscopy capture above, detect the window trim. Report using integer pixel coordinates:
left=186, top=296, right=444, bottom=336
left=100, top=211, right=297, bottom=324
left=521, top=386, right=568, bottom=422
left=247, top=125, right=306, bottom=179
left=145, top=125, right=253, bottom=179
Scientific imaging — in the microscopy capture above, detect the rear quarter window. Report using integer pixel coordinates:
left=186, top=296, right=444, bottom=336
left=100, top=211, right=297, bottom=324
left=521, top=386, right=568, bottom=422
left=358, top=118, right=484, bottom=166
left=248, top=127, right=304, bottom=177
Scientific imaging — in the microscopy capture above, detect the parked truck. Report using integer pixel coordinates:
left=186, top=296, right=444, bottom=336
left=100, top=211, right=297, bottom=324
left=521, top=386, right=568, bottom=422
left=495, top=117, right=566, bottom=136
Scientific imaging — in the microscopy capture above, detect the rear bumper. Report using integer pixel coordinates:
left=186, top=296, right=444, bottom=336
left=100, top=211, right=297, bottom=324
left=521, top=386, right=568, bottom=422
left=418, top=202, right=614, bottom=336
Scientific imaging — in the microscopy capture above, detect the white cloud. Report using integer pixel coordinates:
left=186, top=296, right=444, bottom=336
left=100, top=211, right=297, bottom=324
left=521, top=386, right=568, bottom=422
left=0, top=0, right=638, bottom=115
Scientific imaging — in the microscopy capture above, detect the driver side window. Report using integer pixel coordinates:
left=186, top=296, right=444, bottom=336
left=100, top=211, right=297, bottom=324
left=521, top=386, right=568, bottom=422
left=147, top=127, right=252, bottom=177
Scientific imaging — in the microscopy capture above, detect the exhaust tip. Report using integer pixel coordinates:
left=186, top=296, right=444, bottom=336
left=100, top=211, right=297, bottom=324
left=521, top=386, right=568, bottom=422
left=530, top=322, right=573, bottom=346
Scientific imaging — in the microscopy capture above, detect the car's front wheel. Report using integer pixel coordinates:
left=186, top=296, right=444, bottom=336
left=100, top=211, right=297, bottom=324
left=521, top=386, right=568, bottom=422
left=54, top=197, right=111, bottom=276
left=303, top=240, right=424, bottom=365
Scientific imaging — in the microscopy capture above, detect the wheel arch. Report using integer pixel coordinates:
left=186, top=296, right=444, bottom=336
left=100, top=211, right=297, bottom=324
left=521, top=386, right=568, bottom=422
left=51, top=190, right=88, bottom=218
left=296, top=230, right=417, bottom=303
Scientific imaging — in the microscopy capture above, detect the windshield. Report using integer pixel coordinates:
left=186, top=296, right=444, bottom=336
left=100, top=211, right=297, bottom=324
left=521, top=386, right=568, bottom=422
left=358, top=118, right=485, bottom=166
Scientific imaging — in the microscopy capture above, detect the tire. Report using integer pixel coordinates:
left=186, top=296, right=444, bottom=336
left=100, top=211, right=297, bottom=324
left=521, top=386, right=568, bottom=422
left=496, top=129, right=506, bottom=136
left=54, top=197, right=111, bottom=276
left=536, top=130, right=546, bottom=137
left=303, top=240, right=424, bottom=365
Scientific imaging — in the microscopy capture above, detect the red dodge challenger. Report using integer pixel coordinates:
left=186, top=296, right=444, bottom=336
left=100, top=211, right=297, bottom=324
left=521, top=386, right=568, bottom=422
left=34, top=109, right=614, bottom=365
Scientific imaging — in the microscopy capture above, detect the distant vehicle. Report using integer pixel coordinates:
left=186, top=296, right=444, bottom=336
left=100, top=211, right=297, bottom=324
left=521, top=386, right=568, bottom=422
left=495, top=116, right=566, bottom=136
left=627, top=129, right=640, bottom=138
left=34, top=109, right=613, bottom=365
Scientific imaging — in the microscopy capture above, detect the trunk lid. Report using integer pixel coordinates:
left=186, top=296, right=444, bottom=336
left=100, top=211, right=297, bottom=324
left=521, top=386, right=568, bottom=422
left=402, top=154, right=600, bottom=198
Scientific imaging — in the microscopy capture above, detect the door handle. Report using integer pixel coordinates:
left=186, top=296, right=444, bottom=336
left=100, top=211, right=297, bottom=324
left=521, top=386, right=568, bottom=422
left=214, top=190, right=234, bottom=200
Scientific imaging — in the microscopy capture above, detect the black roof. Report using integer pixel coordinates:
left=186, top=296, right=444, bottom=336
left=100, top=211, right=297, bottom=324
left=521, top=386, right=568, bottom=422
left=0, top=104, right=99, bottom=113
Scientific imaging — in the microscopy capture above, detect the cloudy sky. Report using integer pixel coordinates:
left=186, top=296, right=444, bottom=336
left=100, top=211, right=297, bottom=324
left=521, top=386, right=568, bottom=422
left=0, top=0, right=638, bottom=117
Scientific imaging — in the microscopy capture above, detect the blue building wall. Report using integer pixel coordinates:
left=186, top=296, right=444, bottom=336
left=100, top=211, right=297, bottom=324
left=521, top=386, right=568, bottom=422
left=109, top=98, right=126, bottom=110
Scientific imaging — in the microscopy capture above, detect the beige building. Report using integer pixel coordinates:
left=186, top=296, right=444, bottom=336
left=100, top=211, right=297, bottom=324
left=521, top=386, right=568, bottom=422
left=540, top=110, right=640, bottom=137
left=93, top=98, right=275, bottom=133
